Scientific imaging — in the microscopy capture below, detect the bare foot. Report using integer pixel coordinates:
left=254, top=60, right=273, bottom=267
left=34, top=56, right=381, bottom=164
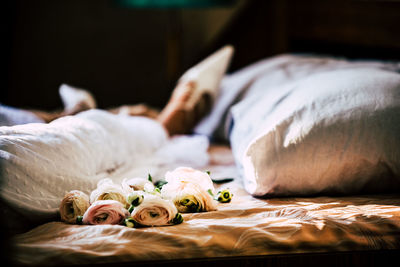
left=59, top=84, right=96, bottom=114
left=30, top=84, right=96, bottom=123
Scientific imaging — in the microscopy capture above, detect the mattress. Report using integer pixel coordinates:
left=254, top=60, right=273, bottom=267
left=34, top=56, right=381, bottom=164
left=11, top=146, right=400, bottom=266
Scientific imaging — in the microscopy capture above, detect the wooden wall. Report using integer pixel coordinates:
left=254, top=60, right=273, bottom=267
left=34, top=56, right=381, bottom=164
left=1, top=0, right=244, bottom=110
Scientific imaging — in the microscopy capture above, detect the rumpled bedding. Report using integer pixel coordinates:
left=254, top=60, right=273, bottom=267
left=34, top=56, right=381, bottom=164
left=0, top=110, right=209, bottom=232
left=12, top=146, right=400, bottom=266
left=3, top=54, right=400, bottom=265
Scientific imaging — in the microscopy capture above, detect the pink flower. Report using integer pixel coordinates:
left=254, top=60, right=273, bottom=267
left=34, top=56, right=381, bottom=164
left=82, top=200, right=129, bottom=225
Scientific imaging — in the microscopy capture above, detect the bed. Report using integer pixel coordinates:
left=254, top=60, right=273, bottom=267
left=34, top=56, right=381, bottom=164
left=3, top=54, right=400, bottom=266
left=8, top=145, right=400, bottom=266
left=3, top=0, right=400, bottom=266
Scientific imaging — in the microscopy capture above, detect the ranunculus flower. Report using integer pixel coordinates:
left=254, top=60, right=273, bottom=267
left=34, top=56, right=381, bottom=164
left=161, top=167, right=217, bottom=212
left=90, top=178, right=129, bottom=208
left=168, top=183, right=217, bottom=213
left=82, top=200, right=129, bottom=225
left=122, top=177, right=154, bottom=192
left=130, top=193, right=180, bottom=226
left=59, top=190, right=90, bottom=224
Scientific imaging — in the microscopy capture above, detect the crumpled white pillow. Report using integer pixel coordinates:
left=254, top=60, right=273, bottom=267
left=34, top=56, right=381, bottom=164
left=241, top=68, right=400, bottom=197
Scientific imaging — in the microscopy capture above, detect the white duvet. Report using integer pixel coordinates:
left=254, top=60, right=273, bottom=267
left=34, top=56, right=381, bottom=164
left=0, top=110, right=209, bottom=228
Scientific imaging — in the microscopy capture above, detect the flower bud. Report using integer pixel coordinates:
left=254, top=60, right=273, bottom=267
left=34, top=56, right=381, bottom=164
left=217, top=189, right=232, bottom=203
left=170, top=213, right=184, bottom=225
left=76, top=216, right=83, bottom=225
left=124, top=217, right=137, bottom=228
left=127, top=192, right=144, bottom=207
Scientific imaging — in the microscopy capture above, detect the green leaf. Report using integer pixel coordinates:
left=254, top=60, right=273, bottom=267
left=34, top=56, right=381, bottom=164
left=155, top=180, right=168, bottom=189
left=128, top=205, right=134, bottom=213
left=76, top=216, right=83, bottom=225
left=211, top=177, right=234, bottom=184
left=124, top=217, right=137, bottom=228
left=170, top=213, right=184, bottom=225
left=207, top=189, right=215, bottom=197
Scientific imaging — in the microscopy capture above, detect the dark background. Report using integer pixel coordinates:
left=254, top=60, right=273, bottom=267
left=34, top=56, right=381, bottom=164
left=1, top=0, right=400, bottom=111
left=1, top=0, right=245, bottom=111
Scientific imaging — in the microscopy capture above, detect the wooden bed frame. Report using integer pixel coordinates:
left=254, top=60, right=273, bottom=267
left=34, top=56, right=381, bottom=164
left=18, top=250, right=398, bottom=267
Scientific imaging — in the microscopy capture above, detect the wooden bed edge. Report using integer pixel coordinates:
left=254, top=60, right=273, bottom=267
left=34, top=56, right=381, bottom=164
left=9, top=249, right=400, bottom=267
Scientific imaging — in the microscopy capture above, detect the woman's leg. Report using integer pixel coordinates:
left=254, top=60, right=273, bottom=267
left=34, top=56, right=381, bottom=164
left=32, top=81, right=212, bottom=136
left=15, top=79, right=212, bottom=137
left=156, top=81, right=212, bottom=136
left=27, top=84, right=97, bottom=123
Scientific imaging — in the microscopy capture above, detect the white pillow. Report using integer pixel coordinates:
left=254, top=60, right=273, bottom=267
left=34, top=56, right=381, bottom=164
left=240, top=68, right=400, bottom=196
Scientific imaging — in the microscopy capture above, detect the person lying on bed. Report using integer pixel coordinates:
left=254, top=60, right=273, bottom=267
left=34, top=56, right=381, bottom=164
left=0, top=46, right=235, bottom=236
left=2, top=48, right=400, bottom=201
left=0, top=45, right=234, bottom=138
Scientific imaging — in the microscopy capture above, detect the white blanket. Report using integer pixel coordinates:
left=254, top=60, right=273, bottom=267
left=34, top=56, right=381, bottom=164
left=0, top=110, right=209, bottom=229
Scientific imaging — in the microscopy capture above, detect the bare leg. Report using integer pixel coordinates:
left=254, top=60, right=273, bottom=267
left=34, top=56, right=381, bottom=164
left=157, top=81, right=212, bottom=136
left=27, top=81, right=212, bottom=136
left=30, top=101, right=94, bottom=123
left=29, top=85, right=97, bottom=123
left=108, top=104, right=160, bottom=119
left=156, top=46, right=233, bottom=135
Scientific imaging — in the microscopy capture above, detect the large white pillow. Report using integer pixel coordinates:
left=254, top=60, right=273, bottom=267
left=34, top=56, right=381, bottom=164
left=239, top=68, right=400, bottom=196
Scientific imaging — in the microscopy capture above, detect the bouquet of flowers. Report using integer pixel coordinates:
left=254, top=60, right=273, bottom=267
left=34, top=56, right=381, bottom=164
left=59, top=167, right=232, bottom=228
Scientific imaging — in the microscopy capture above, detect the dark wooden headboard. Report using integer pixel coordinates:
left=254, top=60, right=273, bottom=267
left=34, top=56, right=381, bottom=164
left=206, top=0, right=400, bottom=72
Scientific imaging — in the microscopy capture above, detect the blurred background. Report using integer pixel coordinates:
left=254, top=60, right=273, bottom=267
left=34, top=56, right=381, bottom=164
left=1, top=0, right=399, bottom=111
left=1, top=0, right=246, bottom=111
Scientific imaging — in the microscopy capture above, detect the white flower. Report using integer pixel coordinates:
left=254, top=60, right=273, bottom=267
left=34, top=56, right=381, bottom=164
left=165, top=167, right=214, bottom=191
left=122, top=177, right=155, bottom=192
left=161, top=167, right=217, bottom=212
left=90, top=178, right=129, bottom=208
left=172, top=183, right=217, bottom=213
left=59, top=190, right=90, bottom=224
left=130, top=193, right=180, bottom=226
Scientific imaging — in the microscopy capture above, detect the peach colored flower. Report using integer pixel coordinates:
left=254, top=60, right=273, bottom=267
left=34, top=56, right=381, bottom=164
left=90, top=178, right=129, bottom=208
left=60, top=190, right=90, bottom=224
left=130, top=193, right=179, bottom=226
left=161, top=167, right=217, bottom=212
